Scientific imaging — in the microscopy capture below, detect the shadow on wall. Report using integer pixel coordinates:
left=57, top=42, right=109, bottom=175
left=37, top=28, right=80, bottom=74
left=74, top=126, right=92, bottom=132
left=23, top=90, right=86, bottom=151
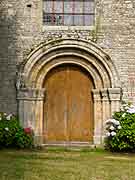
left=0, top=2, right=18, bottom=113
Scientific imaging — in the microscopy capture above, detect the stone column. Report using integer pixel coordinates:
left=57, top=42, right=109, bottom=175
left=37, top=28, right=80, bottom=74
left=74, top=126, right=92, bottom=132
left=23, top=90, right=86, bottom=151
left=92, top=89, right=102, bottom=145
left=101, top=88, right=111, bottom=143
left=17, top=88, right=45, bottom=145
left=108, top=88, right=121, bottom=115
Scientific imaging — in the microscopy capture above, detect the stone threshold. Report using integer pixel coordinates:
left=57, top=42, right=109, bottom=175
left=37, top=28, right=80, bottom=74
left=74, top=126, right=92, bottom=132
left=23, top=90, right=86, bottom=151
left=41, top=142, right=98, bottom=148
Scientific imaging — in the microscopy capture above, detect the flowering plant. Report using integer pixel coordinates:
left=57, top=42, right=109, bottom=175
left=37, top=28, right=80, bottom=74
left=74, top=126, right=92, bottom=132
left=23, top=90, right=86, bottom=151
left=105, top=118, right=121, bottom=137
left=105, top=102, right=135, bottom=152
left=0, top=112, right=34, bottom=149
left=24, top=127, right=33, bottom=135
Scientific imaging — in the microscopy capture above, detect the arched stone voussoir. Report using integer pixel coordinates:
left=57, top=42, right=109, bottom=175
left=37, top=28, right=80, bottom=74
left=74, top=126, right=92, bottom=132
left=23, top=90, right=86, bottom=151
left=36, top=55, right=103, bottom=89
left=29, top=52, right=109, bottom=89
left=21, top=38, right=120, bottom=89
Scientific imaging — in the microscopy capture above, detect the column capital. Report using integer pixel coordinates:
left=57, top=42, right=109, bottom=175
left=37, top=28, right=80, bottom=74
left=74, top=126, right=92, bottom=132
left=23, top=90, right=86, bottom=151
left=92, top=89, right=101, bottom=101
left=17, top=88, right=46, bottom=101
left=108, top=88, right=121, bottom=101
left=100, top=88, right=109, bottom=101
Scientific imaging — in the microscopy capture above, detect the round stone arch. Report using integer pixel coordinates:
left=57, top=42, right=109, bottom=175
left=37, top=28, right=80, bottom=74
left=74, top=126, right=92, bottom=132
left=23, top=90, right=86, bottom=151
left=17, top=38, right=122, bottom=146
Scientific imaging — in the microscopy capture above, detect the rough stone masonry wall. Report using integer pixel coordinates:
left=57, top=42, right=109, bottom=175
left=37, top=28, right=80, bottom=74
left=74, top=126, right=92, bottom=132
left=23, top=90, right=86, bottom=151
left=0, top=0, right=135, bottom=114
left=98, top=0, right=135, bottom=102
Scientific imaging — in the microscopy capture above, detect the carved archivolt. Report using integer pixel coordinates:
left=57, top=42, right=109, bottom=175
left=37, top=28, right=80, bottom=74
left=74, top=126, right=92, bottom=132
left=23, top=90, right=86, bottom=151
left=19, top=38, right=120, bottom=90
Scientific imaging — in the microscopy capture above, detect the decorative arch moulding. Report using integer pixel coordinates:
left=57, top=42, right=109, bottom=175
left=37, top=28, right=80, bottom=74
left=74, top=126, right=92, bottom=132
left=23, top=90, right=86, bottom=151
left=18, top=38, right=121, bottom=90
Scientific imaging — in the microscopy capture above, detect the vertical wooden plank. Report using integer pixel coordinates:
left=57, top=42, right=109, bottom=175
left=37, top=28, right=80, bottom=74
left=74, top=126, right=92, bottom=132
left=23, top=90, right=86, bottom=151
left=43, top=66, right=68, bottom=142
left=68, top=66, right=94, bottom=142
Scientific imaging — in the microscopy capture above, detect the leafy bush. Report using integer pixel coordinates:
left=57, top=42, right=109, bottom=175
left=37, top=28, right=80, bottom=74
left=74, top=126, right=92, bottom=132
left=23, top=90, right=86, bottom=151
left=0, top=113, right=33, bottom=149
left=15, top=128, right=33, bottom=149
left=105, top=103, right=135, bottom=152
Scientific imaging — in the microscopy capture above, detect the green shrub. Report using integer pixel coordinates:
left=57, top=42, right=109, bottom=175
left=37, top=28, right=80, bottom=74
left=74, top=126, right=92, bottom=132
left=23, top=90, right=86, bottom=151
left=0, top=113, right=33, bottom=149
left=105, top=103, right=135, bottom=152
left=15, top=129, right=33, bottom=148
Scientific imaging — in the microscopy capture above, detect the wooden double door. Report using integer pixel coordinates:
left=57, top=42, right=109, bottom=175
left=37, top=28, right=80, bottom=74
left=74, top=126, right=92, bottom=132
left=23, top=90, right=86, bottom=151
left=43, top=64, right=94, bottom=143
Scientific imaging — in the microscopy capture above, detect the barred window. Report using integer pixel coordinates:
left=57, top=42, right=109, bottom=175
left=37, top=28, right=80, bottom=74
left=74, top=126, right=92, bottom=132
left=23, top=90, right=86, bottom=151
left=43, top=0, right=95, bottom=26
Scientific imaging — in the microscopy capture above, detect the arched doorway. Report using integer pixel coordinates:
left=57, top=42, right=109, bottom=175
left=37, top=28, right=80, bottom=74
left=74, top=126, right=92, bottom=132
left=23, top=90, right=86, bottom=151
left=43, top=64, right=94, bottom=144
left=17, top=38, right=121, bottom=146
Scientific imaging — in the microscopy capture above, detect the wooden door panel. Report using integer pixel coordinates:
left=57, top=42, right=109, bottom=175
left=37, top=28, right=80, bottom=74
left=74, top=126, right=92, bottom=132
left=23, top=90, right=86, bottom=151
left=43, top=63, right=94, bottom=143
left=68, top=66, right=93, bottom=141
left=44, top=66, right=68, bottom=141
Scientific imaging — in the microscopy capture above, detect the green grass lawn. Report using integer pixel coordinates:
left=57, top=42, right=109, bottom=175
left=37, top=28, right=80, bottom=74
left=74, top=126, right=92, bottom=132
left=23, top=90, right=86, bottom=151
left=0, top=148, right=135, bottom=180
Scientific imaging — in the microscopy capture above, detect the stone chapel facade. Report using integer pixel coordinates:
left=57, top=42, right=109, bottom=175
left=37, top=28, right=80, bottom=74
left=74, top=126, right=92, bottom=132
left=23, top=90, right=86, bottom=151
left=0, top=0, right=135, bottom=146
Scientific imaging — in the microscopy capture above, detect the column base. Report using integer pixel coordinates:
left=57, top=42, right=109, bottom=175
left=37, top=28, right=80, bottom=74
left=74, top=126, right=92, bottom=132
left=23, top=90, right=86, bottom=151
left=34, top=135, right=43, bottom=146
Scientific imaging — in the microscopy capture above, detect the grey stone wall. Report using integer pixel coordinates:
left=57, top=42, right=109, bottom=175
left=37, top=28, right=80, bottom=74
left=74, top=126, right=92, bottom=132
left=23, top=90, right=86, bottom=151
left=98, top=0, right=135, bottom=102
left=0, top=0, right=135, bottom=113
left=0, top=1, right=18, bottom=113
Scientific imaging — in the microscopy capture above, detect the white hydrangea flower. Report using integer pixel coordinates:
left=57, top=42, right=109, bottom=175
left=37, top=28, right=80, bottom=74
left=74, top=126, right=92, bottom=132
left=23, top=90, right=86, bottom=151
left=127, top=107, right=135, bottom=114
left=106, top=118, right=120, bottom=126
left=111, top=131, right=116, bottom=136
left=122, top=104, right=127, bottom=107
left=121, top=104, right=128, bottom=110
left=0, top=117, right=2, bottom=121
left=106, top=132, right=111, bottom=137
left=4, top=113, right=7, bottom=116
left=117, top=125, right=122, bottom=130
left=109, top=119, right=118, bottom=125
left=112, top=119, right=117, bottom=124
left=110, top=119, right=114, bottom=123
left=125, top=106, right=129, bottom=110
left=5, top=127, right=9, bottom=131
left=120, top=103, right=134, bottom=112
left=109, top=125, right=115, bottom=130
left=107, top=119, right=114, bottom=124
left=106, top=119, right=112, bottom=124
left=122, top=113, right=126, bottom=118
left=114, top=120, right=120, bottom=126
left=6, top=114, right=12, bottom=121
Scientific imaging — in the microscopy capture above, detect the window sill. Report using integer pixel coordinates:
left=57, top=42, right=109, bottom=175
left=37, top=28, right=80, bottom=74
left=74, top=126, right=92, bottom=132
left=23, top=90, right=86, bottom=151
left=42, top=26, right=94, bottom=31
